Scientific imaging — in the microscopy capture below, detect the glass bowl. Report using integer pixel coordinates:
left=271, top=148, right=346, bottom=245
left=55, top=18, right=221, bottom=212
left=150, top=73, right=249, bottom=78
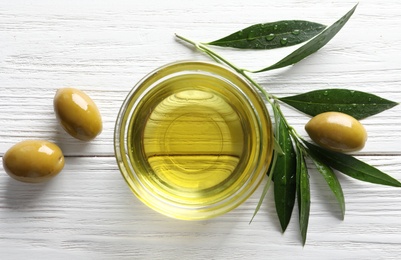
left=114, top=61, right=273, bottom=220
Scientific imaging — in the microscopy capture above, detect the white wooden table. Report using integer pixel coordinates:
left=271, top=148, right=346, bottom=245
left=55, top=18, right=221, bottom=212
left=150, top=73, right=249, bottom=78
left=1, top=0, right=401, bottom=259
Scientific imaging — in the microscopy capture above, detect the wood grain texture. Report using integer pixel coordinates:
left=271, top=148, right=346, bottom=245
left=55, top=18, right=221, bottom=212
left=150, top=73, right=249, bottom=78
left=1, top=0, right=401, bottom=259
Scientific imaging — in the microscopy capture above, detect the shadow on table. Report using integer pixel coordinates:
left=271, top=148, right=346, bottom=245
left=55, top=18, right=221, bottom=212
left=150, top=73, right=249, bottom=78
left=2, top=176, right=55, bottom=209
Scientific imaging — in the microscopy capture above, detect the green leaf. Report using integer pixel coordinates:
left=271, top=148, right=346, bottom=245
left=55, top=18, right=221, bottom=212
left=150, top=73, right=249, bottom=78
left=251, top=118, right=283, bottom=222
left=279, top=89, right=398, bottom=120
left=273, top=112, right=297, bottom=232
left=272, top=113, right=297, bottom=232
left=304, top=141, right=401, bottom=187
left=307, top=152, right=345, bottom=218
left=296, top=145, right=310, bottom=246
left=253, top=4, right=358, bottom=72
left=265, top=139, right=284, bottom=179
left=273, top=136, right=284, bottom=156
left=250, top=141, right=278, bottom=223
left=207, top=20, right=326, bottom=50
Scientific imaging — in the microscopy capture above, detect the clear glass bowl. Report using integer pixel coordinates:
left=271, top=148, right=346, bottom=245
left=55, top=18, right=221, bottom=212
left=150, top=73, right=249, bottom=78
left=114, top=61, right=273, bottom=220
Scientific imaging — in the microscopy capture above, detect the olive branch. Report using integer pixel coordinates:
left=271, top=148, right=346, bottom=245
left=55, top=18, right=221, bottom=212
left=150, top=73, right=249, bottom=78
left=176, top=4, right=400, bottom=245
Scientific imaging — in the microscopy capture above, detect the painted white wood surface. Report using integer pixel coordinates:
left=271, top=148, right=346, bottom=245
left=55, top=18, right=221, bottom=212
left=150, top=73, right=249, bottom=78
left=1, top=0, right=401, bottom=259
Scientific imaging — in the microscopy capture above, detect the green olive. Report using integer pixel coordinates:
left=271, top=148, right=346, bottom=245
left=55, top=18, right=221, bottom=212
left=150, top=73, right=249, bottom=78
left=3, top=140, right=65, bottom=183
left=54, top=88, right=102, bottom=141
left=305, top=111, right=367, bottom=153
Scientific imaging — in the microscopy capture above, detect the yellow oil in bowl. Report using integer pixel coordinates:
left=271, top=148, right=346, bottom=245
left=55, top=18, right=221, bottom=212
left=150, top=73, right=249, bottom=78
left=114, top=61, right=273, bottom=220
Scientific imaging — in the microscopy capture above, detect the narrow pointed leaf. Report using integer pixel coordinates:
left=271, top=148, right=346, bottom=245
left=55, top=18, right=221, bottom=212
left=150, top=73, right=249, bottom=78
left=251, top=136, right=281, bottom=222
left=307, top=152, right=345, bottom=218
left=266, top=138, right=284, bottom=179
left=207, top=20, right=326, bottom=50
left=273, top=136, right=284, bottom=155
left=272, top=114, right=297, bottom=232
left=279, top=89, right=398, bottom=120
left=296, top=146, right=310, bottom=246
left=250, top=154, right=275, bottom=223
left=253, top=4, right=358, bottom=72
left=304, top=141, right=401, bottom=187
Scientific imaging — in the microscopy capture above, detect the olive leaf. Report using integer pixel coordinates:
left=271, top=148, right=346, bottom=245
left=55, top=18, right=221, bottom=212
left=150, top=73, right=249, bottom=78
left=296, top=145, right=310, bottom=246
left=272, top=112, right=297, bottom=232
left=252, top=4, right=358, bottom=72
left=207, top=20, right=326, bottom=50
left=279, top=89, right=398, bottom=120
left=304, top=141, right=401, bottom=187
left=250, top=148, right=277, bottom=223
left=307, top=152, right=345, bottom=218
left=251, top=110, right=288, bottom=223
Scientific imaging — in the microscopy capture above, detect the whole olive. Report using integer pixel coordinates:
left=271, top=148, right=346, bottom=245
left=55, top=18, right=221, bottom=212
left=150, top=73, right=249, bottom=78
left=54, top=88, right=102, bottom=141
left=305, top=111, right=367, bottom=153
left=3, top=140, right=65, bottom=183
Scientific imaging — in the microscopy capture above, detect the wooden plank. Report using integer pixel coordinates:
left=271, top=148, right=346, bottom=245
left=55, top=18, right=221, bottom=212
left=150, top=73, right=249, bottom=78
left=1, top=0, right=401, bottom=258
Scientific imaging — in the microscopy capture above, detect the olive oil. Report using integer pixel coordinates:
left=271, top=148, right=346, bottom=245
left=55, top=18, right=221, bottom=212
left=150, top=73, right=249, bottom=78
left=143, top=88, right=244, bottom=201
left=116, top=61, right=273, bottom=220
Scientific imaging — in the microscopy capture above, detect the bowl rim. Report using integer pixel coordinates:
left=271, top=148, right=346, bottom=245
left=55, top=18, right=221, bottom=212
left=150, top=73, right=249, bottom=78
left=114, top=60, right=273, bottom=220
